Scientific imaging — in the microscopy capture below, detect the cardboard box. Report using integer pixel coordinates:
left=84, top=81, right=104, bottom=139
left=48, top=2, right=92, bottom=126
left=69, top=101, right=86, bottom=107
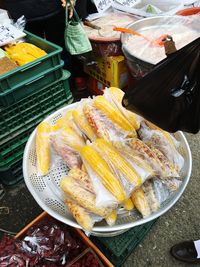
left=84, top=55, right=128, bottom=88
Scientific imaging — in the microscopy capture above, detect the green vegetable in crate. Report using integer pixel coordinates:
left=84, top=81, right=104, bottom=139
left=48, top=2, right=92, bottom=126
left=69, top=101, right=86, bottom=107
left=36, top=122, right=51, bottom=176
left=5, top=43, right=47, bottom=66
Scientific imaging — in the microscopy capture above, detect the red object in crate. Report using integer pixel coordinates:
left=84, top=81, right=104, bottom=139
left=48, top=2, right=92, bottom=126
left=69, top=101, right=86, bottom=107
left=5, top=212, right=114, bottom=267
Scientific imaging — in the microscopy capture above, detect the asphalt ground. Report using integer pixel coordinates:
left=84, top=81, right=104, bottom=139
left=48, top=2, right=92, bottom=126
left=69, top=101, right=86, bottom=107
left=0, top=130, right=199, bottom=267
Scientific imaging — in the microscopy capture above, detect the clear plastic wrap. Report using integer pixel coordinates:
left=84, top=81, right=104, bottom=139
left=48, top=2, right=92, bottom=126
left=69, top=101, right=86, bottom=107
left=103, top=87, right=141, bottom=130
left=138, top=121, right=184, bottom=172
left=131, top=177, right=182, bottom=217
left=50, top=126, right=85, bottom=169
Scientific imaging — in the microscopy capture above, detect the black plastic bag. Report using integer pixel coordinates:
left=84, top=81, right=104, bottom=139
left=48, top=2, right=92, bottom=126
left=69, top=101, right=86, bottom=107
left=123, top=37, right=200, bottom=134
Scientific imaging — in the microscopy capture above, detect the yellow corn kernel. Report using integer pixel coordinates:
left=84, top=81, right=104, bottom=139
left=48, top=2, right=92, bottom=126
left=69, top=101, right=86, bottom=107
left=109, top=87, right=140, bottom=130
left=61, top=126, right=85, bottom=151
left=93, top=96, right=134, bottom=132
left=105, top=210, right=117, bottom=226
left=131, top=188, right=151, bottom=217
left=36, top=122, right=51, bottom=175
left=95, top=139, right=142, bottom=186
left=72, top=110, right=96, bottom=141
left=80, top=145, right=126, bottom=203
left=123, top=198, right=134, bottom=211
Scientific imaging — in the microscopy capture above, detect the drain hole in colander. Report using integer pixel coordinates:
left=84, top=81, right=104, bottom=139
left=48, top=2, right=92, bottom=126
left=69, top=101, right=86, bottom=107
left=29, top=173, right=46, bottom=192
left=45, top=198, right=66, bottom=215
left=51, top=113, right=63, bottom=125
left=29, top=149, right=37, bottom=167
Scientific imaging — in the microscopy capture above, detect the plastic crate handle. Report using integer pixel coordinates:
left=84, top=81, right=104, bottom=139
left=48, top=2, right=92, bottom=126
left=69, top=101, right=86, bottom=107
left=20, top=60, right=42, bottom=72
left=25, top=75, right=45, bottom=86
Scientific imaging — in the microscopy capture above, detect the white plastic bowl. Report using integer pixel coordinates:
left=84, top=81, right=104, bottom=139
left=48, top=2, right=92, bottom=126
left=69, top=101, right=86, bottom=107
left=23, top=103, right=192, bottom=235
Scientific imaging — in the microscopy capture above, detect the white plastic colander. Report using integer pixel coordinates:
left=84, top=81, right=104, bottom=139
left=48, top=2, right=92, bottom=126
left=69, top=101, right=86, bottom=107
left=23, top=103, right=192, bottom=236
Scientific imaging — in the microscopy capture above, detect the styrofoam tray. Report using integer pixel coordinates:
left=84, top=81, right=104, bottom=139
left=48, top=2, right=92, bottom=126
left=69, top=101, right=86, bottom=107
left=23, top=102, right=192, bottom=233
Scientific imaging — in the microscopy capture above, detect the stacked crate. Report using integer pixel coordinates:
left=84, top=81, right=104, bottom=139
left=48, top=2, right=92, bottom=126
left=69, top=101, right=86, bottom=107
left=0, top=32, right=73, bottom=186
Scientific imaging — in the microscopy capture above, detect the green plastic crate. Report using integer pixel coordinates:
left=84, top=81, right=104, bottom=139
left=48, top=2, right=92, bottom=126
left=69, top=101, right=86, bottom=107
left=0, top=70, right=71, bottom=142
left=0, top=61, right=64, bottom=107
left=0, top=31, right=62, bottom=94
left=0, top=72, right=73, bottom=168
left=0, top=158, right=23, bottom=186
left=90, top=220, right=157, bottom=267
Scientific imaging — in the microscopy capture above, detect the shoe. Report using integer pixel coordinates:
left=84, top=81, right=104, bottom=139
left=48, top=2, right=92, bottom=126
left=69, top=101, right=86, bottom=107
left=170, top=240, right=200, bottom=263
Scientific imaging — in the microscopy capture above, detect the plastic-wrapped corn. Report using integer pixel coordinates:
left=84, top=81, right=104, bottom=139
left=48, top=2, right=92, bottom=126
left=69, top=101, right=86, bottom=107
left=60, top=175, right=111, bottom=217
left=93, top=96, right=136, bottom=134
left=80, top=145, right=126, bottom=203
left=104, top=87, right=140, bottom=130
left=68, top=167, right=94, bottom=193
left=94, top=139, right=142, bottom=187
left=65, top=199, right=94, bottom=231
left=51, top=127, right=84, bottom=169
left=123, top=198, right=134, bottom=211
left=36, top=122, right=51, bottom=176
left=128, top=138, right=167, bottom=177
left=131, top=187, right=151, bottom=217
left=60, top=126, right=85, bottom=151
left=138, top=121, right=184, bottom=172
left=72, top=109, right=96, bottom=141
left=83, top=104, right=110, bottom=141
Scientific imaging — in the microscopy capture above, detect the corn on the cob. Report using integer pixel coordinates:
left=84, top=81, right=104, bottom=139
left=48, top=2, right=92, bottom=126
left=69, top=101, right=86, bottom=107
left=147, top=143, right=179, bottom=178
left=83, top=105, right=110, bottom=141
left=114, top=142, right=154, bottom=176
left=145, top=121, right=175, bottom=148
left=95, top=139, right=142, bottom=186
left=123, top=198, right=134, bottom=211
left=105, top=210, right=117, bottom=226
left=36, top=122, right=51, bottom=175
left=80, top=145, right=126, bottom=203
left=65, top=199, right=94, bottom=231
left=143, top=180, right=160, bottom=213
left=68, top=168, right=94, bottom=193
left=128, top=138, right=167, bottom=177
left=131, top=188, right=151, bottom=217
left=108, top=87, right=140, bottom=130
left=60, top=176, right=111, bottom=217
left=93, top=96, right=135, bottom=132
left=72, top=110, right=96, bottom=141
left=60, top=126, right=85, bottom=151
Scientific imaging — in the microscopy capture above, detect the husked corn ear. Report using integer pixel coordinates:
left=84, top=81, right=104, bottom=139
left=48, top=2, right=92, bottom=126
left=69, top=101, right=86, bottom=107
left=60, top=176, right=111, bottom=217
left=80, top=145, right=126, bottom=203
left=68, top=167, right=94, bottom=193
left=131, top=188, right=150, bottom=217
left=83, top=105, right=110, bottom=141
left=52, top=111, right=74, bottom=131
left=93, top=96, right=134, bottom=132
left=95, top=139, right=142, bottom=186
left=109, top=87, right=140, bottom=130
left=61, top=126, right=85, bottom=151
left=105, top=210, right=117, bottom=226
left=145, top=121, right=175, bottom=148
left=65, top=199, right=94, bottom=231
left=72, top=110, right=96, bottom=141
left=36, top=122, right=51, bottom=175
left=123, top=198, right=134, bottom=211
